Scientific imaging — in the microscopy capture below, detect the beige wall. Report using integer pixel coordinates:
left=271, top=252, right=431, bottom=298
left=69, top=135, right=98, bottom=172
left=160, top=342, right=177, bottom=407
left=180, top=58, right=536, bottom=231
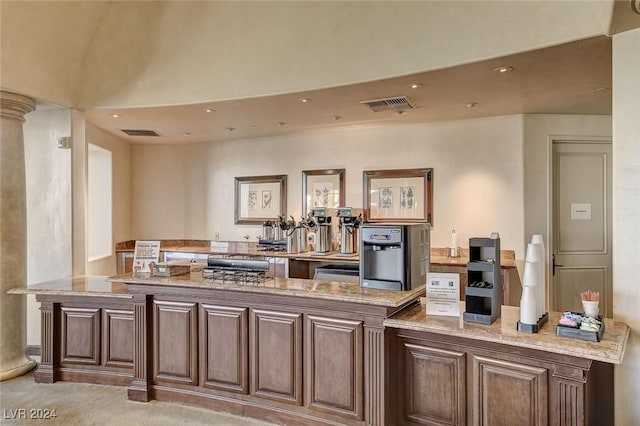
left=86, top=124, right=132, bottom=275
left=23, top=108, right=73, bottom=345
left=133, top=115, right=527, bottom=258
left=613, top=27, right=640, bottom=426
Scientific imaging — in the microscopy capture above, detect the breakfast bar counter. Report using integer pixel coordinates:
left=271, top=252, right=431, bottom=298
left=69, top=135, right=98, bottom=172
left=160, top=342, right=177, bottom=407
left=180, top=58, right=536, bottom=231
left=384, top=302, right=629, bottom=425
left=11, top=274, right=629, bottom=425
left=11, top=274, right=424, bottom=426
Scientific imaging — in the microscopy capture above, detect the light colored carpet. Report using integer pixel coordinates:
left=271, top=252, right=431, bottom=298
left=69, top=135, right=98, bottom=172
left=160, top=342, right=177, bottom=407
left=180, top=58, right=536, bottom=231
left=0, top=369, right=276, bottom=425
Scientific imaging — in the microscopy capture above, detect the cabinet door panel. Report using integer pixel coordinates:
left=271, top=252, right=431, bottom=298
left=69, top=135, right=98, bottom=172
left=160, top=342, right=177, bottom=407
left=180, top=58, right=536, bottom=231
left=472, top=355, right=547, bottom=426
left=306, top=315, right=363, bottom=419
left=200, top=304, right=248, bottom=393
left=403, top=343, right=466, bottom=426
left=103, top=308, right=134, bottom=367
left=153, top=300, right=198, bottom=385
left=61, top=307, right=100, bottom=365
left=250, top=308, right=302, bottom=405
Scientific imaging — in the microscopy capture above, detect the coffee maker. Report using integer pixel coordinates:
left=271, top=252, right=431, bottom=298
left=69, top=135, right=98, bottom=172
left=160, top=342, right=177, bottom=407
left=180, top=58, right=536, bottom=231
left=336, top=207, right=361, bottom=256
left=311, top=207, right=332, bottom=255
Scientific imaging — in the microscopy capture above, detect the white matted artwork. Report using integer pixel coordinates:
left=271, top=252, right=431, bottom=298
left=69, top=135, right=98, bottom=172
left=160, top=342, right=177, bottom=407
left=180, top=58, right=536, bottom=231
left=363, top=168, right=433, bottom=223
left=302, top=169, right=345, bottom=214
left=235, top=175, right=287, bottom=224
left=312, top=182, right=335, bottom=208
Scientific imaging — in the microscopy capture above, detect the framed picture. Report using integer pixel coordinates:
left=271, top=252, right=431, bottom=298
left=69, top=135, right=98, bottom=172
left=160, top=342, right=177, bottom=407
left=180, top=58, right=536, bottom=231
left=234, top=175, right=287, bottom=224
left=302, top=169, right=345, bottom=214
left=363, top=168, right=433, bottom=223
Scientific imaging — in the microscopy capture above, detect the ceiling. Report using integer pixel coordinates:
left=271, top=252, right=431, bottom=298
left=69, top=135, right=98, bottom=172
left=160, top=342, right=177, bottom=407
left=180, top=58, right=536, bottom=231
left=84, top=36, right=611, bottom=145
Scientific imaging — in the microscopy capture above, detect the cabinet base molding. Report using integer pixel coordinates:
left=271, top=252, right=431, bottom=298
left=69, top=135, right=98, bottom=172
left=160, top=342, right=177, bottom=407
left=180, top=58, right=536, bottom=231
left=151, top=385, right=358, bottom=426
left=57, top=368, right=133, bottom=386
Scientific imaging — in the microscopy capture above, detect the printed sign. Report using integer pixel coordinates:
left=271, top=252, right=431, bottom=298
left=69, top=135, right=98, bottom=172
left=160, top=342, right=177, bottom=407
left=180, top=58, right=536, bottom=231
left=426, top=273, right=460, bottom=316
left=570, top=203, right=592, bottom=220
left=132, top=240, right=160, bottom=273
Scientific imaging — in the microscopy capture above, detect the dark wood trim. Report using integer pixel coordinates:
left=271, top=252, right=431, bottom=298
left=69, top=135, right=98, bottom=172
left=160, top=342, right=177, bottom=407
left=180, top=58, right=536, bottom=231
left=364, top=326, right=385, bottom=425
left=56, top=368, right=133, bottom=386
left=129, top=293, right=152, bottom=402
left=34, top=299, right=58, bottom=383
left=152, top=384, right=348, bottom=426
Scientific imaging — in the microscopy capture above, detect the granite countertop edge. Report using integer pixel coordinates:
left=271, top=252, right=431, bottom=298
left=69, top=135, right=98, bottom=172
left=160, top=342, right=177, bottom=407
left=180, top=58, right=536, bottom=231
left=111, top=274, right=425, bottom=308
left=384, top=306, right=630, bottom=365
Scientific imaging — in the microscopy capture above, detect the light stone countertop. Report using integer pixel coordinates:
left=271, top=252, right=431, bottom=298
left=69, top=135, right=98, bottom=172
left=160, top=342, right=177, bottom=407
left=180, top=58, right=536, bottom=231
left=8, top=276, right=131, bottom=298
left=109, top=272, right=425, bottom=307
left=384, top=302, right=630, bottom=364
left=115, top=240, right=517, bottom=268
left=9, top=274, right=424, bottom=308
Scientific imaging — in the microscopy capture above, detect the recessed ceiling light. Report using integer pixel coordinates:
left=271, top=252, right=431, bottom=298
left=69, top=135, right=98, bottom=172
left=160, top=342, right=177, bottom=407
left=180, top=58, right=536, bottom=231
left=110, top=113, right=120, bottom=118
left=595, top=87, right=610, bottom=93
left=466, top=102, right=478, bottom=108
left=298, top=98, right=312, bottom=103
left=183, top=132, right=192, bottom=136
left=205, top=108, right=215, bottom=113
left=408, top=83, right=423, bottom=89
left=493, top=66, right=513, bottom=73
left=332, top=116, right=342, bottom=121
left=225, top=127, right=235, bottom=132
left=278, top=122, right=288, bottom=127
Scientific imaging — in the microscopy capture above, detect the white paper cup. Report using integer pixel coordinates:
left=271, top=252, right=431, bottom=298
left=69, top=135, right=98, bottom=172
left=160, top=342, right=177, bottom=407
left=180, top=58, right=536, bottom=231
left=582, top=300, right=599, bottom=318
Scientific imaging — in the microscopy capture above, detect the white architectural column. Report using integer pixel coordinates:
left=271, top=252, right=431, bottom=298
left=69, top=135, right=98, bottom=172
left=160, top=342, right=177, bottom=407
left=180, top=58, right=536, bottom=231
left=0, top=90, right=36, bottom=380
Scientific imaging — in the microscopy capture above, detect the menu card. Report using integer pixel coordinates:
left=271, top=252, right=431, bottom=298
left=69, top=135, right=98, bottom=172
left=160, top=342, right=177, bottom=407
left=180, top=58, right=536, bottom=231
left=133, top=240, right=160, bottom=273
left=425, top=272, right=460, bottom=317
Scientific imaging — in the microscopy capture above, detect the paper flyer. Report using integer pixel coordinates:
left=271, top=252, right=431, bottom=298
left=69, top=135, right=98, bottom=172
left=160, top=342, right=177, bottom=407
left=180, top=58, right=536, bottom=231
left=426, top=272, right=460, bottom=316
left=132, top=240, right=160, bottom=273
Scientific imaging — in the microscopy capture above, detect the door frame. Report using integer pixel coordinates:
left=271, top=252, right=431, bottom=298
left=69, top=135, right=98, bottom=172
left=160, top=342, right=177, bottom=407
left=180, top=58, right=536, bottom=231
left=546, top=135, right=612, bottom=314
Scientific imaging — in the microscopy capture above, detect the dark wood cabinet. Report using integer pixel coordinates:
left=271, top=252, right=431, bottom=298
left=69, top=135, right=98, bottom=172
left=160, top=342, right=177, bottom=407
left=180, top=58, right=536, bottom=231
left=402, top=342, right=466, bottom=426
left=389, top=328, right=613, bottom=426
left=471, top=354, right=547, bottom=426
left=153, top=299, right=198, bottom=385
left=60, top=307, right=101, bottom=365
left=103, top=308, right=134, bottom=367
left=250, top=308, right=303, bottom=405
left=305, top=315, right=364, bottom=419
left=199, top=304, right=248, bottom=393
left=36, top=296, right=134, bottom=386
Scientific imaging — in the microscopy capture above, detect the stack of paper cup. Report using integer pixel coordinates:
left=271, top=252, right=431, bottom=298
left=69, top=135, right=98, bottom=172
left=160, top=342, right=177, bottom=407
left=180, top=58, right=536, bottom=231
left=520, top=243, right=541, bottom=325
left=531, top=235, right=546, bottom=317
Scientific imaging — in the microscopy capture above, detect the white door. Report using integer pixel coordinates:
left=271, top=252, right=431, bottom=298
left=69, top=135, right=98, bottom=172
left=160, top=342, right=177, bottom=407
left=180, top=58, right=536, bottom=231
left=551, top=141, right=612, bottom=317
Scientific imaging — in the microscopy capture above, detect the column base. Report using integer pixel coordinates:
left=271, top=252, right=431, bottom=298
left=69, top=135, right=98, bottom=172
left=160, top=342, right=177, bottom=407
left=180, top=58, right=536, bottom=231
left=0, top=357, right=36, bottom=381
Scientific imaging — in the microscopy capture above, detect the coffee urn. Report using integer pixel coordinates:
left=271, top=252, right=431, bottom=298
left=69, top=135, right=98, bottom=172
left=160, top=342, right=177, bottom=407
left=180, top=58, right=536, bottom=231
left=311, top=207, right=332, bottom=254
left=262, top=220, right=275, bottom=240
left=336, top=207, right=361, bottom=256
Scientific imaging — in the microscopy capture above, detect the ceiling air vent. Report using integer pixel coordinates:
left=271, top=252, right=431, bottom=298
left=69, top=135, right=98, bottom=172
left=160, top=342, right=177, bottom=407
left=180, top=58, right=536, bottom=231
left=120, top=129, right=162, bottom=137
left=360, top=96, right=414, bottom=113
